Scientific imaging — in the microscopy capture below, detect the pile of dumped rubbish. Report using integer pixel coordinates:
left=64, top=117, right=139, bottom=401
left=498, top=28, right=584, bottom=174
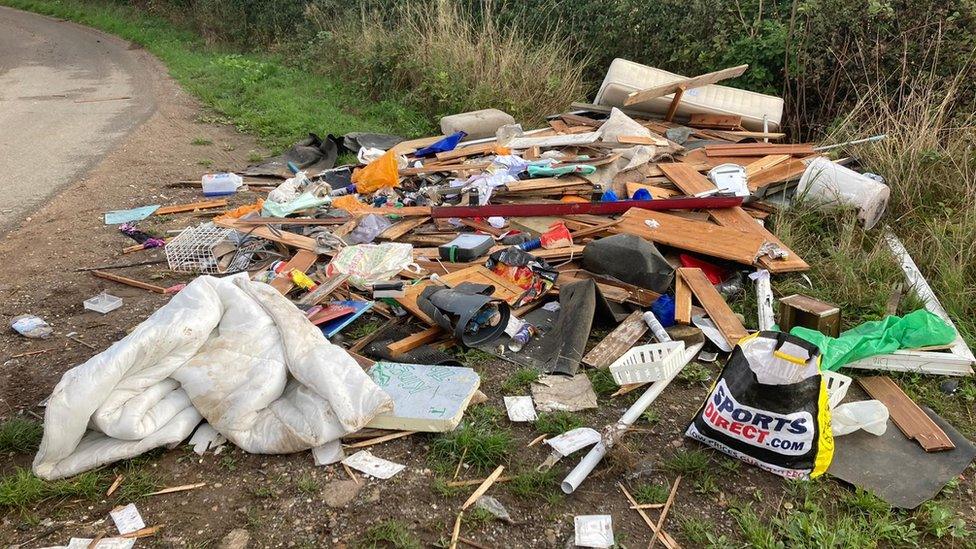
left=21, top=60, right=976, bottom=547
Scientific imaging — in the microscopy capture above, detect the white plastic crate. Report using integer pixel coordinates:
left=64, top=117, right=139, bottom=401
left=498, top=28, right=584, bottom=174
left=165, top=222, right=252, bottom=274
left=609, top=340, right=686, bottom=385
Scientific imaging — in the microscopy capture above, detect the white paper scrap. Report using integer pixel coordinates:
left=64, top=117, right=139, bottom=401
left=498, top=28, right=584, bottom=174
left=504, top=396, right=537, bottom=422
left=342, top=450, right=405, bottom=479
left=65, top=538, right=136, bottom=549
left=109, top=503, right=145, bottom=535
left=574, top=515, right=614, bottom=548
left=545, top=427, right=601, bottom=457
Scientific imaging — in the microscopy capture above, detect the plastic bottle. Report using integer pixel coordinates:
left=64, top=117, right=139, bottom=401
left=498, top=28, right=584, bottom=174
left=201, top=173, right=243, bottom=196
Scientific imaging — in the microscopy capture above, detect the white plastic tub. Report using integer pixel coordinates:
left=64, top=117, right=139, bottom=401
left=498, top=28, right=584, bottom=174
left=609, top=340, right=686, bottom=385
left=796, top=157, right=890, bottom=229
left=84, top=293, right=122, bottom=314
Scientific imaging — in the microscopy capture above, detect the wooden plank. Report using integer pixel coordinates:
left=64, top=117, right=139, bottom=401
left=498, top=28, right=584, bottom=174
left=387, top=326, right=444, bottom=355
left=399, top=162, right=491, bottom=176
left=549, top=119, right=571, bottom=133
left=378, top=216, right=430, bottom=241
left=858, top=376, right=955, bottom=452
left=559, top=113, right=603, bottom=128
left=659, top=162, right=718, bottom=197
left=674, top=274, right=692, bottom=324
left=708, top=207, right=809, bottom=273
left=214, top=217, right=318, bottom=251
left=434, top=143, right=498, bottom=162
left=625, top=182, right=678, bottom=199
left=663, top=87, right=684, bottom=122
left=502, top=176, right=588, bottom=193
left=625, top=64, right=748, bottom=106
left=677, top=268, right=748, bottom=347
left=611, top=208, right=764, bottom=265
left=688, top=113, right=742, bottom=130
left=357, top=206, right=433, bottom=217
left=705, top=144, right=815, bottom=157
left=155, top=199, right=228, bottom=216
left=92, top=270, right=167, bottom=294
left=461, top=465, right=505, bottom=510
left=748, top=156, right=813, bottom=191
left=582, top=311, right=648, bottom=368
left=744, top=154, right=790, bottom=179
left=269, top=249, right=319, bottom=294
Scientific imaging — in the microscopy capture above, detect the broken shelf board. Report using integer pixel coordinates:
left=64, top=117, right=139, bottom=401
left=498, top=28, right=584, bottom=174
left=708, top=206, right=809, bottom=273
left=624, top=64, right=749, bottom=106
left=676, top=268, right=749, bottom=348
left=582, top=310, right=648, bottom=368
left=610, top=207, right=764, bottom=265
left=658, top=162, right=718, bottom=197
left=858, top=376, right=954, bottom=452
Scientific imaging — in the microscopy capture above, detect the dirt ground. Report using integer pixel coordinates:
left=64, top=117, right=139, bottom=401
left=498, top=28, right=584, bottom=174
left=1, top=31, right=974, bottom=549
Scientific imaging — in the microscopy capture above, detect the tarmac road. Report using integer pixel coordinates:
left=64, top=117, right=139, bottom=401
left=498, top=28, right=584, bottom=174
left=0, top=6, right=155, bottom=234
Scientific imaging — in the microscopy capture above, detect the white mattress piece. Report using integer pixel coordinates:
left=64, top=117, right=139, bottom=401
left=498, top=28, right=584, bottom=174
left=594, top=58, right=784, bottom=131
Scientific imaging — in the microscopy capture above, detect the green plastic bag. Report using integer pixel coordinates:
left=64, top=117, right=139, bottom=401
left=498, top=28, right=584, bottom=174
left=790, top=309, right=957, bottom=371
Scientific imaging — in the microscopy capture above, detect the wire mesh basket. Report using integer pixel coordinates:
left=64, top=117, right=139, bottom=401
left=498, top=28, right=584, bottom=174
left=165, top=223, right=252, bottom=274
left=609, top=340, right=686, bottom=385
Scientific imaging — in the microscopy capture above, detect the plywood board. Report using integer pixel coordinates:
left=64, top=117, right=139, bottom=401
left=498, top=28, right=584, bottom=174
left=677, top=268, right=748, bottom=347
left=659, top=162, right=718, bottom=197
left=582, top=311, right=648, bottom=368
left=858, top=376, right=955, bottom=452
left=611, top=208, right=764, bottom=265
left=707, top=206, right=809, bottom=273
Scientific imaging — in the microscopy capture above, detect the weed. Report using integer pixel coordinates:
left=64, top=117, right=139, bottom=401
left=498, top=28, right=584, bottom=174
left=467, top=506, right=495, bottom=527
left=664, top=449, right=710, bottom=476
left=0, top=418, right=43, bottom=453
left=919, top=501, right=971, bottom=539
left=191, top=137, right=212, bottom=145
left=0, top=468, right=105, bottom=509
left=694, top=473, right=720, bottom=496
left=507, top=468, right=558, bottom=500
left=249, top=485, right=273, bottom=499
left=680, top=517, right=731, bottom=548
left=729, top=504, right=781, bottom=549
left=247, top=152, right=264, bottom=163
left=633, top=482, right=669, bottom=504
left=114, top=467, right=162, bottom=500
left=717, top=457, right=741, bottom=476
left=641, top=409, right=662, bottom=426
left=355, top=519, right=421, bottom=549
left=500, top=368, right=539, bottom=394
left=431, top=478, right=464, bottom=498
left=345, top=319, right=381, bottom=340
left=677, top=362, right=712, bottom=384
left=456, top=348, right=495, bottom=368
left=219, top=456, right=237, bottom=471
left=429, top=405, right=512, bottom=472
left=295, top=473, right=319, bottom=495
left=197, top=158, right=213, bottom=167
left=586, top=367, right=618, bottom=397
left=534, top=411, right=584, bottom=437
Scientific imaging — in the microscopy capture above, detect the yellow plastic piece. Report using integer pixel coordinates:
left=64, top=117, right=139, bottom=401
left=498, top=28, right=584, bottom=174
left=290, top=269, right=317, bottom=291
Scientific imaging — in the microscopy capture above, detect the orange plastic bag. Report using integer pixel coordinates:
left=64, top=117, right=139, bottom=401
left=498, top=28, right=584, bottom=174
left=352, top=149, right=400, bottom=193
left=332, top=194, right=368, bottom=213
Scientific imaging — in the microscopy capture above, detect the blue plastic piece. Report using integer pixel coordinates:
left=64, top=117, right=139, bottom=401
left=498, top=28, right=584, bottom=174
left=517, top=237, right=542, bottom=251
left=601, top=189, right=619, bottom=202
left=650, top=294, right=676, bottom=328
left=413, top=131, right=467, bottom=157
left=632, top=188, right=653, bottom=201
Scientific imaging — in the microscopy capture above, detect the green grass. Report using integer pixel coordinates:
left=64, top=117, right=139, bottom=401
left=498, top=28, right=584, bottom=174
left=663, top=448, right=711, bottom=476
left=500, top=367, right=539, bottom=394
left=429, top=405, right=513, bottom=473
left=190, top=137, right=212, bottom=145
left=355, top=519, right=421, bottom=549
left=534, top=411, right=584, bottom=437
left=0, top=418, right=43, bottom=453
left=506, top=468, right=560, bottom=502
left=586, top=367, right=618, bottom=397
left=0, top=0, right=430, bottom=151
left=0, top=468, right=105, bottom=509
left=633, top=482, right=669, bottom=504
left=114, top=467, right=162, bottom=501
left=295, top=473, right=319, bottom=495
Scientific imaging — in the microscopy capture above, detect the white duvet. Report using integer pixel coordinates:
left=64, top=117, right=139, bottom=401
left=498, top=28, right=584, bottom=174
left=33, top=274, right=393, bottom=480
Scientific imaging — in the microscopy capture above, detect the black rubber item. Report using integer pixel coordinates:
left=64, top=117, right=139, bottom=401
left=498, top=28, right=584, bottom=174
left=243, top=133, right=339, bottom=177
left=418, top=282, right=510, bottom=346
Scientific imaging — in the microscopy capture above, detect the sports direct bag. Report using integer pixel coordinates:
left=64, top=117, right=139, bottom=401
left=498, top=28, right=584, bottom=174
left=685, top=332, right=833, bottom=479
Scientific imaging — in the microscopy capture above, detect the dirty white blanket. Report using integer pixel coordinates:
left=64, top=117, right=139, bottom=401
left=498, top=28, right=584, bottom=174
left=33, top=274, right=393, bottom=480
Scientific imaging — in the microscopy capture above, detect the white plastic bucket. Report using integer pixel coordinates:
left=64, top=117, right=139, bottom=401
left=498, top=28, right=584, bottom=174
left=796, top=157, right=890, bottom=229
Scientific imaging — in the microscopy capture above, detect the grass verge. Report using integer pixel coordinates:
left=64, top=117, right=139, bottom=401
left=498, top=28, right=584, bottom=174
left=0, top=418, right=43, bottom=453
left=0, top=0, right=430, bottom=150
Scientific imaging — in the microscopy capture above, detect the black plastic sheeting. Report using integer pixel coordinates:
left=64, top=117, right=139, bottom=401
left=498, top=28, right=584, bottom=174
left=342, top=132, right=404, bottom=153
left=243, top=133, right=339, bottom=177
left=476, top=279, right=618, bottom=376
left=582, top=234, right=675, bottom=293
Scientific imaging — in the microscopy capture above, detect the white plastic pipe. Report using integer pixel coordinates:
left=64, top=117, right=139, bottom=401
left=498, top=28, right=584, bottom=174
left=642, top=311, right=672, bottom=343
left=561, top=342, right=704, bottom=494
left=751, top=270, right=774, bottom=331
